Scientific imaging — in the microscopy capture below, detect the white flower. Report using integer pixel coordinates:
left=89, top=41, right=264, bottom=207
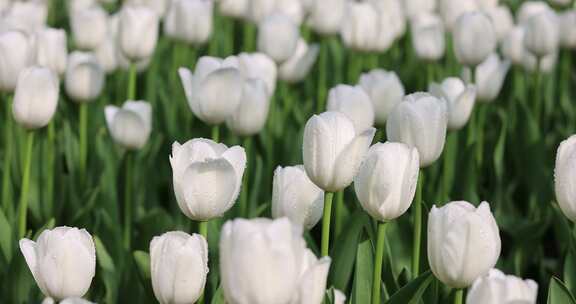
left=65, top=52, right=105, bottom=102
left=340, top=2, right=379, bottom=52
left=35, top=28, right=68, bottom=76
left=359, top=69, right=405, bottom=125
left=105, top=101, right=152, bottom=150
left=523, top=10, right=559, bottom=57
left=307, top=0, right=346, bottom=35
left=278, top=39, right=319, bottom=83
left=429, top=77, right=476, bottom=130
left=13, top=66, right=59, bottom=129
left=439, top=0, right=478, bottom=31
left=467, top=269, right=538, bottom=304
left=118, top=5, right=159, bottom=61
left=164, top=0, right=213, bottom=45
left=225, top=78, right=270, bottom=136
left=257, top=13, right=299, bottom=63
left=326, top=84, right=375, bottom=133
left=410, top=12, right=446, bottom=62
left=453, top=12, right=496, bottom=67
left=555, top=135, right=576, bottom=222
left=71, top=5, right=108, bottom=50
left=559, top=10, right=576, bottom=49
left=0, top=30, right=35, bottom=92
left=473, top=53, right=510, bottom=102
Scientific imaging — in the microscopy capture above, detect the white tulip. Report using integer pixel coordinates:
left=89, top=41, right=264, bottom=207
left=164, top=0, right=213, bottom=45
left=466, top=269, right=538, bottom=304
left=476, top=0, right=498, bottom=9
left=68, top=0, right=95, bottom=13
left=218, top=0, right=248, bottom=19
left=303, top=111, right=376, bottom=192
left=402, top=0, right=436, bottom=18
left=333, top=289, right=346, bottom=304
left=502, top=26, right=527, bottom=66
left=429, top=77, right=475, bottom=130
left=118, top=5, right=159, bottom=61
left=517, top=1, right=553, bottom=25
left=427, top=201, right=501, bottom=288
left=13, top=66, right=59, bottom=129
left=439, top=0, right=478, bottom=31
left=386, top=93, right=448, bottom=167
left=523, top=11, right=559, bottom=57
left=326, top=84, right=375, bottom=133
left=236, top=52, right=277, bottom=95
left=354, top=142, right=420, bottom=221
left=307, top=0, right=346, bottom=35
left=411, top=13, right=446, bottom=62
left=278, top=39, right=319, bottom=83
left=170, top=138, right=246, bottom=220
left=19, top=227, right=96, bottom=300
left=473, top=53, right=510, bottom=102
left=65, top=52, right=105, bottom=102
left=105, top=101, right=152, bottom=150
left=2, top=1, right=47, bottom=34
left=371, top=0, right=406, bottom=50
left=257, top=13, right=299, bottom=63
left=359, top=69, right=405, bottom=125
left=271, top=165, right=324, bottom=230
left=485, top=6, right=514, bottom=42
left=125, top=0, right=169, bottom=18
left=71, top=5, right=108, bottom=50
left=559, top=10, right=576, bottom=49
left=340, top=2, right=379, bottom=52
left=43, top=297, right=96, bottom=304
left=248, top=0, right=304, bottom=25
left=523, top=50, right=558, bottom=73
left=555, top=135, right=576, bottom=222
left=453, top=12, right=496, bottom=67
left=35, top=28, right=68, bottom=76
left=179, top=56, right=243, bottom=124
left=220, top=218, right=330, bottom=304
left=95, top=36, right=119, bottom=74
left=150, top=231, right=208, bottom=304
left=0, top=30, right=34, bottom=92
left=225, top=78, right=270, bottom=136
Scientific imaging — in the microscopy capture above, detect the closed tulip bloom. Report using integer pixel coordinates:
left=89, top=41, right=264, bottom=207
left=71, top=5, right=108, bottom=50
left=559, top=11, right=576, bottom=49
left=303, top=111, right=375, bottom=192
left=68, top=0, right=96, bottom=13
left=236, top=53, right=277, bottom=95
left=218, top=0, right=248, bottom=19
left=35, top=28, right=68, bottom=76
left=179, top=56, right=243, bottom=124
left=0, top=30, right=34, bottom=92
left=271, top=165, right=324, bottom=230
left=517, top=1, right=552, bottom=25
left=13, top=66, right=59, bottom=129
left=453, top=12, right=496, bottom=67
left=428, top=201, right=501, bottom=288
left=43, top=298, right=96, bottom=304
left=402, top=0, right=436, bottom=18
left=220, top=218, right=330, bottom=304
left=164, top=0, right=213, bottom=45
left=429, top=77, right=476, bottom=130
left=95, top=37, right=119, bottom=74
left=119, top=5, right=159, bottom=61
left=359, top=69, right=405, bottom=125
left=354, top=142, right=420, bottom=221
left=19, top=227, right=96, bottom=300
left=466, top=269, right=538, bottom=304
left=476, top=0, right=498, bottom=9
left=474, top=53, right=510, bottom=102
left=340, top=2, right=379, bottom=52
left=523, top=11, right=559, bottom=57
left=410, top=13, right=446, bottom=62
left=502, top=26, right=527, bottom=66
left=150, top=231, right=208, bottom=304
left=170, top=138, right=246, bottom=220
left=248, top=0, right=304, bottom=25
left=257, top=13, right=299, bottom=63
left=485, top=6, right=514, bottom=42
left=386, top=93, right=448, bottom=167
left=65, top=52, right=105, bottom=102
left=306, top=0, right=346, bottom=35
left=225, top=79, right=270, bottom=136
left=125, top=0, right=169, bottom=18
left=555, top=135, right=576, bottom=222
left=439, top=0, right=478, bottom=31
left=326, top=84, right=375, bottom=133
left=2, top=1, right=47, bottom=34
left=105, top=101, right=152, bottom=149
left=278, top=39, right=319, bottom=83
left=371, top=0, right=406, bottom=50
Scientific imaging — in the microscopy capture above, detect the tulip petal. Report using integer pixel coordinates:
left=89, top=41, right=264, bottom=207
left=332, top=127, right=375, bottom=191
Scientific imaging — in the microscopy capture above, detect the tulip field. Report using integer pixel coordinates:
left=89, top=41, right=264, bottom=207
left=3, top=0, right=576, bottom=303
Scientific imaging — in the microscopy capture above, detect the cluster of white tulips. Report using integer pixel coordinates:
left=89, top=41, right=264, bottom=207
left=0, top=0, right=575, bottom=302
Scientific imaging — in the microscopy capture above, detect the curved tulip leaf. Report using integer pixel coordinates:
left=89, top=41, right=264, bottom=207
left=351, top=237, right=373, bottom=304
left=385, top=271, right=433, bottom=304
left=133, top=250, right=150, bottom=279
left=548, top=277, right=576, bottom=304
left=564, top=251, right=576, bottom=295
left=210, top=285, right=226, bottom=304
left=0, top=208, right=12, bottom=264
left=95, top=236, right=115, bottom=272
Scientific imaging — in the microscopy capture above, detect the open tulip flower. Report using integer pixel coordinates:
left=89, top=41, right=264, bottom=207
left=466, top=269, right=538, bottom=304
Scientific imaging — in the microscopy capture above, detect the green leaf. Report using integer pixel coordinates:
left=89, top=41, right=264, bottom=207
left=548, top=276, right=576, bottom=304
left=94, top=236, right=115, bottom=272
left=210, top=285, right=226, bottom=304
left=133, top=250, right=151, bottom=279
left=493, top=109, right=508, bottom=181
left=385, top=271, right=433, bottom=304
left=351, top=238, right=373, bottom=304
left=0, top=208, right=12, bottom=264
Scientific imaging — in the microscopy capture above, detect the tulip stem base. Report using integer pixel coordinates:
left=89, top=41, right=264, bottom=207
left=334, top=191, right=344, bottom=238
left=240, top=136, right=252, bottom=218
left=412, top=171, right=424, bottom=278
left=123, top=152, right=133, bottom=250
left=198, top=220, right=208, bottom=304
left=454, top=289, right=463, bottom=304
left=79, top=103, right=88, bottom=186
left=372, top=221, right=387, bottom=304
left=2, top=96, right=13, bottom=215
left=128, top=63, right=137, bottom=101
left=321, top=192, right=334, bottom=257
left=211, top=125, right=220, bottom=142
left=17, top=131, right=35, bottom=238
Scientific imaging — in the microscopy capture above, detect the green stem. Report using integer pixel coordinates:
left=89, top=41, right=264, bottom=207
left=321, top=192, right=334, bottom=257
left=442, top=132, right=457, bottom=201
left=198, top=220, right=209, bottom=304
left=334, top=191, right=344, bottom=238
left=79, top=103, right=88, bottom=186
left=18, top=131, right=35, bottom=238
left=317, top=39, right=328, bottom=113
left=412, top=171, right=424, bottom=277
left=123, top=152, right=133, bottom=250
left=128, top=63, right=137, bottom=101
left=45, top=122, right=55, bottom=218
left=240, top=136, right=252, bottom=218
left=533, top=58, right=542, bottom=122
left=454, top=289, right=464, bottom=304
left=211, top=125, right=220, bottom=142
left=2, top=96, right=13, bottom=215
left=242, top=22, right=256, bottom=52
left=348, top=52, right=362, bottom=84
left=372, top=222, right=387, bottom=304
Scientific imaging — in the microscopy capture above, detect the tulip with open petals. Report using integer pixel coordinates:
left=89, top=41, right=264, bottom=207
left=164, top=0, right=213, bottom=45
left=0, top=30, right=34, bottom=92
left=71, top=5, right=108, bottom=50
left=118, top=5, right=159, bottom=61
left=453, top=12, right=496, bottom=67
left=105, top=101, right=152, bottom=150
left=555, top=135, right=576, bottom=222
left=13, top=66, right=59, bottom=129
left=19, top=227, right=96, bottom=300
left=35, top=28, right=68, bottom=76
left=278, top=39, right=319, bottom=83
left=257, top=13, right=299, bottom=63
left=359, top=69, right=405, bottom=125
left=65, top=52, right=105, bottom=103
left=410, top=13, right=446, bottom=62
left=429, top=77, right=476, bottom=130
left=466, top=269, right=538, bottom=304
left=326, top=84, right=375, bottom=133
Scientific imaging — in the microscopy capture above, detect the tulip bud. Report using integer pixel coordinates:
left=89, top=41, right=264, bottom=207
left=225, top=79, right=270, bottom=136
left=523, top=11, right=559, bottom=58
left=220, top=218, right=330, bottom=304
left=278, top=39, right=319, bottom=83
left=2, top=1, right=47, bottom=34
left=13, top=66, right=59, bottom=129
left=453, top=12, right=496, bottom=67
left=410, top=13, right=446, bottom=62
left=359, top=69, right=405, bottom=125
left=236, top=52, right=277, bottom=95
left=65, top=52, right=105, bottom=102
left=105, top=101, right=152, bottom=150
left=307, top=0, right=346, bottom=35
left=303, top=111, right=375, bottom=192
left=402, top=0, right=436, bottom=19
left=340, top=2, right=379, bottom=52
left=428, top=201, right=501, bottom=288
left=559, top=10, right=576, bottom=49
left=271, top=165, right=324, bottom=230
left=150, top=231, right=208, bottom=304
left=429, top=77, right=475, bottom=130
left=35, top=28, right=68, bottom=76
left=439, top=0, right=478, bottom=31
left=71, top=5, right=108, bottom=50
left=473, top=53, right=510, bottom=102
left=0, top=30, right=34, bottom=92
left=555, top=135, right=576, bottom=222
left=164, top=0, right=213, bottom=45
left=485, top=6, right=514, bottom=42
left=170, top=138, right=246, bottom=220
left=179, top=56, right=243, bottom=124
left=19, top=226, right=96, bottom=300
left=354, top=142, right=420, bottom=221
left=118, top=5, right=159, bottom=61
left=386, top=93, right=448, bottom=167
left=257, top=13, right=299, bottom=63
left=218, top=0, right=248, bottom=19
left=466, top=269, right=538, bottom=304
left=327, top=84, right=375, bottom=133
